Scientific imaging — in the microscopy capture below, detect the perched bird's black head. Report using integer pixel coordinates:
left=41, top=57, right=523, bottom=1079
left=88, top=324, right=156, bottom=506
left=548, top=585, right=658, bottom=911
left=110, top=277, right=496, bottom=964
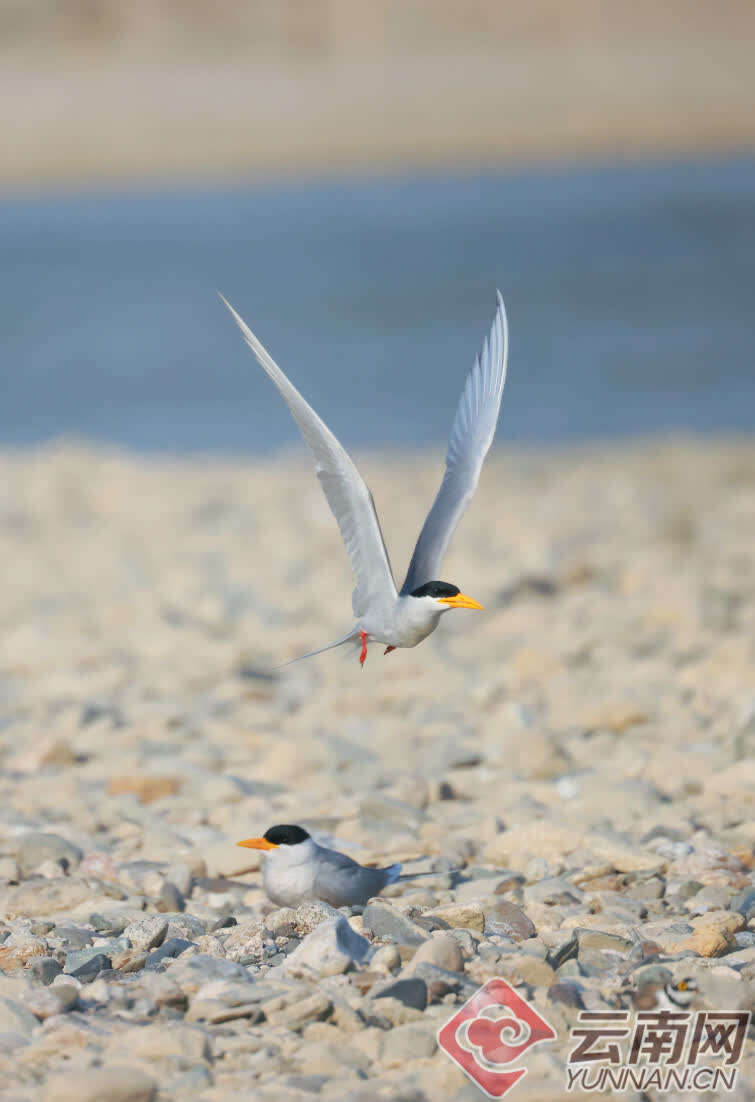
left=264, top=824, right=310, bottom=846
left=237, top=824, right=311, bottom=852
left=409, top=581, right=483, bottom=611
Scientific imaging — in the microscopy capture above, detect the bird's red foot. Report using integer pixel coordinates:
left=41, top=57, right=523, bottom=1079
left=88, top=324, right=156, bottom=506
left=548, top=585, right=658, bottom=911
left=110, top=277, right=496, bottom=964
left=359, top=630, right=368, bottom=667
left=384, top=645, right=396, bottom=655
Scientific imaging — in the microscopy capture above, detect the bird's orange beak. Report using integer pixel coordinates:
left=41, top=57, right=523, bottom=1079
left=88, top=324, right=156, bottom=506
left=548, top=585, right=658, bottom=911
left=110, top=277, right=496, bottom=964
left=437, top=592, right=483, bottom=610
left=237, top=837, right=278, bottom=850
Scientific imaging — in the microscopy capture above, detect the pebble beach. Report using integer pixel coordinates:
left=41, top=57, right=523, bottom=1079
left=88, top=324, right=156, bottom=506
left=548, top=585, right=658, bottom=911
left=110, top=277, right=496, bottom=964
left=0, top=438, right=753, bottom=1100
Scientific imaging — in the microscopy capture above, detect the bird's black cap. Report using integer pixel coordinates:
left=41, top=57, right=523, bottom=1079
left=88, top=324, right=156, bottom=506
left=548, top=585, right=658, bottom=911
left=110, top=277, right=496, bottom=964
left=263, top=824, right=311, bottom=846
left=409, top=581, right=460, bottom=599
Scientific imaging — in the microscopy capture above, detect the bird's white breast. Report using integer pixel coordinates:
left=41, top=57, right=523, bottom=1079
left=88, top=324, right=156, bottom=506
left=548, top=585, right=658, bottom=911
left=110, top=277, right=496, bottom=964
left=364, top=595, right=444, bottom=648
left=262, top=841, right=318, bottom=907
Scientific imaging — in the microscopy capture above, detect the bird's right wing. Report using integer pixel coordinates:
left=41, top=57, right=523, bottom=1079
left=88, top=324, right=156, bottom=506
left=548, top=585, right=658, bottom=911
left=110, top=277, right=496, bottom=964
left=221, top=296, right=397, bottom=619
left=401, top=292, right=508, bottom=594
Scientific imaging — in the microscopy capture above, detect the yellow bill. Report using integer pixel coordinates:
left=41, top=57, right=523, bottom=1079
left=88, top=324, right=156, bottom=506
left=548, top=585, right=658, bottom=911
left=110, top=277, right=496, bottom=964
left=237, top=837, right=278, bottom=850
left=437, top=592, right=483, bottom=610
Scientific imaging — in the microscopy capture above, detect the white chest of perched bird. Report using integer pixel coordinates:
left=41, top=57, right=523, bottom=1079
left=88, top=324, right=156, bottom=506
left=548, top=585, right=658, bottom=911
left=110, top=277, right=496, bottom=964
left=259, top=834, right=317, bottom=905
left=220, top=290, right=507, bottom=668
left=237, top=824, right=402, bottom=908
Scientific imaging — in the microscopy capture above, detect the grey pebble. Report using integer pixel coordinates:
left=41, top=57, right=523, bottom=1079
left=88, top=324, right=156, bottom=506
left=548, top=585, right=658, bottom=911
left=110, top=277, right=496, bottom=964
left=117, top=861, right=167, bottom=893
left=31, top=956, right=63, bottom=985
left=167, top=953, right=254, bottom=992
left=145, top=937, right=196, bottom=969
left=370, top=977, right=427, bottom=1010
left=165, top=914, right=208, bottom=941
left=293, top=900, right=342, bottom=935
left=484, top=900, right=536, bottom=941
left=29, top=920, right=55, bottom=936
left=284, top=917, right=369, bottom=978
left=732, top=887, right=755, bottom=921
left=265, top=991, right=333, bottom=1029
left=123, top=915, right=169, bottom=952
left=380, top=1020, right=438, bottom=1067
left=411, top=961, right=476, bottom=1000
left=43, top=1066, right=157, bottom=1102
left=264, top=907, right=298, bottom=938
left=51, top=925, right=93, bottom=950
left=362, top=901, right=429, bottom=946
left=684, top=884, right=734, bottom=913
left=89, top=912, right=128, bottom=935
left=575, top=928, right=633, bottom=955
left=526, top=877, right=584, bottom=906
left=65, top=950, right=111, bottom=982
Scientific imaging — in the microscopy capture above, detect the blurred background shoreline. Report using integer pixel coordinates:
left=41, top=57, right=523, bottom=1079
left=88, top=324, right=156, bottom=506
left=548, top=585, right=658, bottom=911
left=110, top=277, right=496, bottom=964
left=2, top=0, right=755, bottom=192
left=1, top=0, right=753, bottom=453
left=3, top=156, right=754, bottom=452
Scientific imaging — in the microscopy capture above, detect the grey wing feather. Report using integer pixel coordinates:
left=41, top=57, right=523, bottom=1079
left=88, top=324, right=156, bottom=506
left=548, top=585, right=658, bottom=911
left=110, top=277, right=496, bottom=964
left=220, top=296, right=398, bottom=619
left=401, top=291, right=508, bottom=594
left=314, top=846, right=396, bottom=906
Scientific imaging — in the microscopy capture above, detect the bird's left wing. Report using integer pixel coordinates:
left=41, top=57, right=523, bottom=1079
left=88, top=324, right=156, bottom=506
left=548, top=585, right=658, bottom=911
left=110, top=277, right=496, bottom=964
left=401, top=292, right=508, bottom=594
left=221, top=296, right=398, bottom=619
left=313, top=845, right=397, bottom=905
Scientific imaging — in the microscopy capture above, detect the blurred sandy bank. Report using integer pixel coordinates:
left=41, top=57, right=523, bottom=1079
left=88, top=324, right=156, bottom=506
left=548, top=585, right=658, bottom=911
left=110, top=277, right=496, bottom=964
left=1, top=0, right=754, bottom=190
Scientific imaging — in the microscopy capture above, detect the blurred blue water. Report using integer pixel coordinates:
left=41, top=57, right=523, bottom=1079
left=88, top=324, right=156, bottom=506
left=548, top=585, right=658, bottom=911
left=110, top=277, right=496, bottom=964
left=1, top=157, right=753, bottom=452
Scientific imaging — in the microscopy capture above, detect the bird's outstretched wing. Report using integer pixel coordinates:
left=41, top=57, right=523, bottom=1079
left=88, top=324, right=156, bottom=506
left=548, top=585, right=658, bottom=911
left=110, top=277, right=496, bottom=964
left=401, top=292, right=508, bottom=595
left=221, top=296, right=397, bottom=619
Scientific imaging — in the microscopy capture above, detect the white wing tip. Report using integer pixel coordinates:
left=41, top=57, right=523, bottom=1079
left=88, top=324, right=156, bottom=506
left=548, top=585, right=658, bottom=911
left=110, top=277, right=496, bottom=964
left=218, top=293, right=265, bottom=358
left=495, top=289, right=509, bottom=354
left=218, top=291, right=241, bottom=322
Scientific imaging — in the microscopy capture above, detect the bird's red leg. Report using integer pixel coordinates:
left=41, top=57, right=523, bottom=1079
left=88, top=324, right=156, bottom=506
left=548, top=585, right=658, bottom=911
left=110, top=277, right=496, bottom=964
left=359, top=630, right=368, bottom=667
left=384, top=645, right=396, bottom=655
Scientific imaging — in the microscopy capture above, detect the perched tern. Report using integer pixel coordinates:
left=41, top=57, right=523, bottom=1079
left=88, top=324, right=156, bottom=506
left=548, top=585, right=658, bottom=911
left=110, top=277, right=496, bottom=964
left=221, top=291, right=508, bottom=666
left=237, top=824, right=402, bottom=907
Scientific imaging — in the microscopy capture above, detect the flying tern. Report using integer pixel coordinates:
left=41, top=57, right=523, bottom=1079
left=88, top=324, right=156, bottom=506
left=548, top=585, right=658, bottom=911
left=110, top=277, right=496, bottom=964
left=237, top=824, right=402, bottom=907
left=221, top=291, right=508, bottom=666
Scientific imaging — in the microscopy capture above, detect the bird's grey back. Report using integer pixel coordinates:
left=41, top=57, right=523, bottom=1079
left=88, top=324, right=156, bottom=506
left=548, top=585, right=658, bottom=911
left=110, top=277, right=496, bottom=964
left=314, top=844, right=400, bottom=906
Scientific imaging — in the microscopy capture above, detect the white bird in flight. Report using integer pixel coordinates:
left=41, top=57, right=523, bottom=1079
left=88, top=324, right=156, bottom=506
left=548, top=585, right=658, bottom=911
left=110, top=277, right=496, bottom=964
left=221, top=291, right=508, bottom=667
left=237, top=824, right=402, bottom=907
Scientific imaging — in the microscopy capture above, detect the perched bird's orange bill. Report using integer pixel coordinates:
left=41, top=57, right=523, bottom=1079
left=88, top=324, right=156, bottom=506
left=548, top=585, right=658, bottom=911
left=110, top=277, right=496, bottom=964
left=437, top=592, right=483, bottom=610
left=237, top=837, right=279, bottom=850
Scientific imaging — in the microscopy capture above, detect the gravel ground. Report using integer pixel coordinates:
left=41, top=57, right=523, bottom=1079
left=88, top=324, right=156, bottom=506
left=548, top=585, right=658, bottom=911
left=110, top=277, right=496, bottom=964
left=0, top=439, right=753, bottom=1101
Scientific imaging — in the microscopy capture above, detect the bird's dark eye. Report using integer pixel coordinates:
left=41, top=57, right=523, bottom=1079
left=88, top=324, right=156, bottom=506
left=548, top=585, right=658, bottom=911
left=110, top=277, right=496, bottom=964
left=264, top=824, right=310, bottom=845
left=410, top=581, right=460, bottom=599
